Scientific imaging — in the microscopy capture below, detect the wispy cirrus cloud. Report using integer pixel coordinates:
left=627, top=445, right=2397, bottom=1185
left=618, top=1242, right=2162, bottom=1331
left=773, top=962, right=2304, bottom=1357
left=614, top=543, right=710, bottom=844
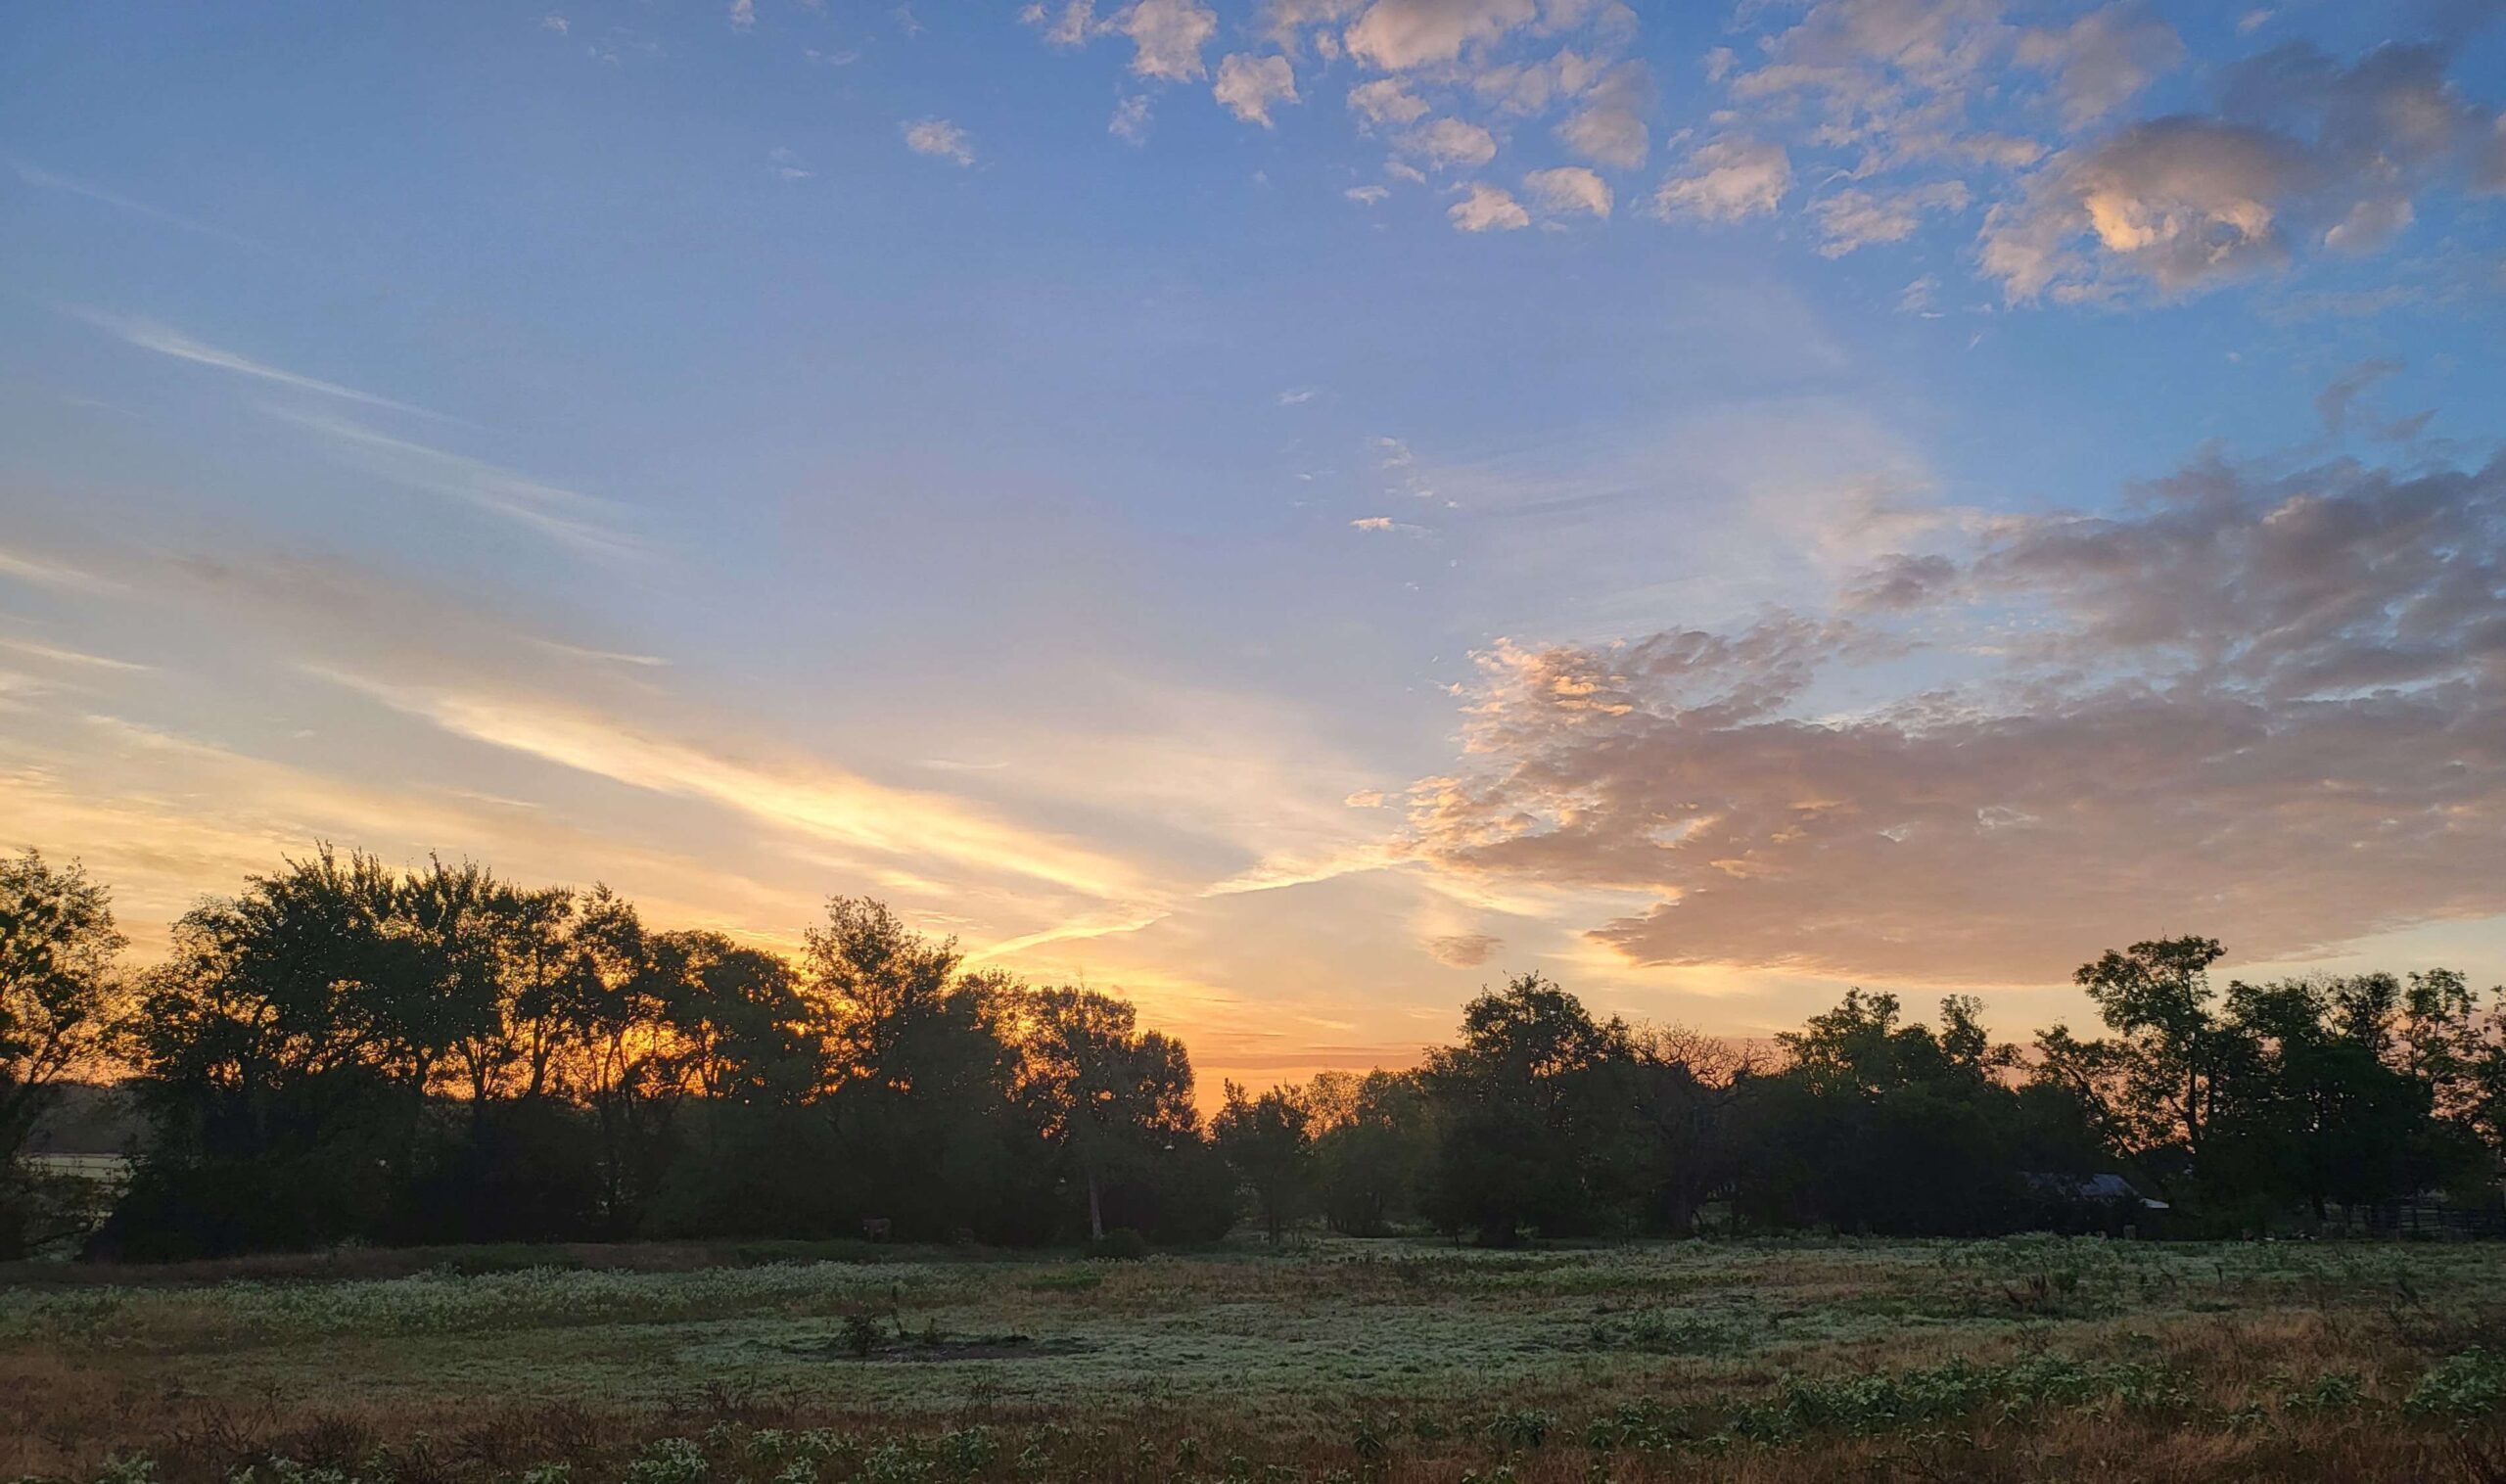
left=68, top=308, right=460, bottom=423
left=10, top=160, right=268, bottom=252
left=0, top=544, right=121, bottom=596
left=316, top=670, right=1150, bottom=904
left=267, top=409, right=645, bottom=563
left=0, top=635, right=152, bottom=672
left=0, top=710, right=817, bottom=946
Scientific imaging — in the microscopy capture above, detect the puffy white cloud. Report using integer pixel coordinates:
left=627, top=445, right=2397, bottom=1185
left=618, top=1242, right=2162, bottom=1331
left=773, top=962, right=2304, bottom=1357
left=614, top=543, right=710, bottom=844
left=1259, top=0, right=1365, bottom=49
left=1980, top=117, right=2299, bottom=300
left=1734, top=0, right=2010, bottom=105
left=1345, top=183, right=1392, bottom=204
left=1214, top=53, right=1300, bottom=126
left=1348, top=76, right=1430, bottom=127
left=1109, top=93, right=1153, bottom=143
left=1810, top=179, right=1969, bottom=255
left=1556, top=59, right=1650, bottom=168
left=1469, top=48, right=1602, bottom=116
left=1450, top=181, right=1531, bottom=230
left=1033, top=0, right=1097, bottom=46
left=1523, top=164, right=1611, bottom=217
left=1695, top=0, right=2024, bottom=181
left=903, top=117, right=975, bottom=164
left=1653, top=136, right=1791, bottom=221
left=1982, top=41, right=2505, bottom=301
left=1401, top=116, right=1500, bottom=169
left=1114, top=0, right=1217, bottom=80
left=2015, top=3, right=2185, bottom=128
left=1344, top=0, right=1539, bottom=71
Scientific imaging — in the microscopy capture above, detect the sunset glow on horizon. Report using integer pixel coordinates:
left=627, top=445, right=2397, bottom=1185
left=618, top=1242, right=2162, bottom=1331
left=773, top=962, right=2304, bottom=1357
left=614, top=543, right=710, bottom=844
left=7, top=0, right=2506, bottom=1095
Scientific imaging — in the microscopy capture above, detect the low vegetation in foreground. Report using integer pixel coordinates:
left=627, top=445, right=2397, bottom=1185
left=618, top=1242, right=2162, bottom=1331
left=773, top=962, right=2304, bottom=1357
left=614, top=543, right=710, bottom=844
left=9, top=1234, right=2506, bottom=1483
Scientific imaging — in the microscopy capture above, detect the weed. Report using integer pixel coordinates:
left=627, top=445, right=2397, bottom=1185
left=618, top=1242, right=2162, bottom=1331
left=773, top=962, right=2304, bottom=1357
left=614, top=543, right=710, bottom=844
left=621, top=1439, right=705, bottom=1484
left=841, top=1312, right=885, bottom=1359
left=2409, top=1349, right=2506, bottom=1420
left=2285, top=1371, right=2366, bottom=1414
left=1481, top=1409, right=1556, bottom=1451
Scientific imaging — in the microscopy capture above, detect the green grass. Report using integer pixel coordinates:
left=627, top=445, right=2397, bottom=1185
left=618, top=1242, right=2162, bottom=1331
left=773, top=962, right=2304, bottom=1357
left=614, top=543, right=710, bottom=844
left=8, top=1234, right=2506, bottom=1482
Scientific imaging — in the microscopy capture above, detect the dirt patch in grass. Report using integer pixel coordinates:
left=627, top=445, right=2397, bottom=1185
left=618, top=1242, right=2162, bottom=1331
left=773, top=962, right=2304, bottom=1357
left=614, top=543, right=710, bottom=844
left=784, top=1329, right=1095, bottom=1362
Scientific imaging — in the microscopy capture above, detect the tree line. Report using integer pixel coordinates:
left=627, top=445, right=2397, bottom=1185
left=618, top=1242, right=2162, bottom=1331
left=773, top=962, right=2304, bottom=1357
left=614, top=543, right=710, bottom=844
left=4, top=846, right=2505, bottom=1259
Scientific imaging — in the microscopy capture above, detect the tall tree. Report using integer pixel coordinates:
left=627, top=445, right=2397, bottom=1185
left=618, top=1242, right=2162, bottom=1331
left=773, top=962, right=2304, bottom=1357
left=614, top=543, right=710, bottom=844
left=1212, top=1081, right=1313, bottom=1240
left=1020, top=986, right=1198, bottom=1240
left=1308, top=1070, right=1432, bottom=1236
left=1422, top=973, right=1640, bottom=1244
left=116, top=848, right=440, bottom=1254
left=803, top=900, right=1027, bottom=1237
left=1627, top=1026, right=1750, bottom=1237
left=2068, top=937, right=2232, bottom=1173
left=0, top=851, right=126, bottom=1254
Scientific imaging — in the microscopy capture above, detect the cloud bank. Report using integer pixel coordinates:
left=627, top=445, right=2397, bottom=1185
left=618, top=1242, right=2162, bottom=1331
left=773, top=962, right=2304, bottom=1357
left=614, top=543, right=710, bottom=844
left=1405, top=430, right=2506, bottom=983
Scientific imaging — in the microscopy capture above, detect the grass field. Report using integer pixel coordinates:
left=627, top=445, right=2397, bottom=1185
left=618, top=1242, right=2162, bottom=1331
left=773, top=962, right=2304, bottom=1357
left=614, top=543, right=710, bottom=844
left=9, top=1235, right=2506, bottom=1483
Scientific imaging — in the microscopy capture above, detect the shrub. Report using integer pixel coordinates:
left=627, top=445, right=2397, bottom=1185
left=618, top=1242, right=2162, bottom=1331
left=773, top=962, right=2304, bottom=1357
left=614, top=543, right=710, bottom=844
left=2285, top=1371, right=2366, bottom=1414
left=1481, top=1409, right=1555, bottom=1451
left=1085, top=1229, right=1151, bottom=1262
left=855, top=1445, right=927, bottom=1484
left=2409, top=1349, right=2506, bottom=1420
left=841, top=1311, right=886, bottom=1358
left=622, top=1439, right=706, bottom=1484
left=93, top=1458, right=157, bottom=1484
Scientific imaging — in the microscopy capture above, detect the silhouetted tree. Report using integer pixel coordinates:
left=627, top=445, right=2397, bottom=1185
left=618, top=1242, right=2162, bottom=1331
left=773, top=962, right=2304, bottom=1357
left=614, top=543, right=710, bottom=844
left=1422, top=973, right=1641, bottom=1243
left=1627, top=1026, right=1749, bottom=1237
left=1212, top=1081, right=1312, bottom=1240
left=1308, top=1070, right=1432, bottom=1235
left=53, top=840, right=2506, bottom=1256
left=1732, top=991, right=2031, bottom=1234
left=0, top=850, right=126, bottom=1255
left=113, top=848, right=438, bottom=1255
left=1020, top=986, right=1199, bottom=1240
left=804, top=900, right=1030, bottom=1238
left=2067, top=937, right=2232, bottom=1174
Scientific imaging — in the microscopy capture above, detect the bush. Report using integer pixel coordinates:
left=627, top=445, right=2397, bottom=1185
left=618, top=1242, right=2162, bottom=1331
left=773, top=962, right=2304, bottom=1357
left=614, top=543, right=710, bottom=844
left=1085, top=1229, right=1150, bottom=1261
left=623, top=1438, right=707, bottom=1484
left=2409, top=1349, right=2506, bottom=1419
left=841, top=1311, right=887, bottom=1357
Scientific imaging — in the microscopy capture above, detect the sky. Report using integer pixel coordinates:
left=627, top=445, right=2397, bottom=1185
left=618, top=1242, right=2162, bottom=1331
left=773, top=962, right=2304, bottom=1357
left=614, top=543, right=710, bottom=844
left=4, top=0, right=2505, bottom=1091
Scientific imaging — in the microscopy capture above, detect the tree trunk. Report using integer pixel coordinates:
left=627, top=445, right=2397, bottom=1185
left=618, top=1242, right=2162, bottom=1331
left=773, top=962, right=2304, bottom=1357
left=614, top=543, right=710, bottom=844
left=1085, top=1161, right=1105, bottom=1241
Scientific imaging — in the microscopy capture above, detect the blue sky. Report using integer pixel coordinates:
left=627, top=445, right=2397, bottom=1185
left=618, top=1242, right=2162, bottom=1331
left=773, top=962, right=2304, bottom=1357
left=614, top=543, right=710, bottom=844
left=5, top=0, right=2505, bottom=1084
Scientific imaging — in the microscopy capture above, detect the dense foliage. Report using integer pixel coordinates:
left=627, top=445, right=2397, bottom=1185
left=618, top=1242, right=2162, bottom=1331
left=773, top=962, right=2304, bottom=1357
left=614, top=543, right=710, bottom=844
left=9, top=845, right=2506, bottom=1256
